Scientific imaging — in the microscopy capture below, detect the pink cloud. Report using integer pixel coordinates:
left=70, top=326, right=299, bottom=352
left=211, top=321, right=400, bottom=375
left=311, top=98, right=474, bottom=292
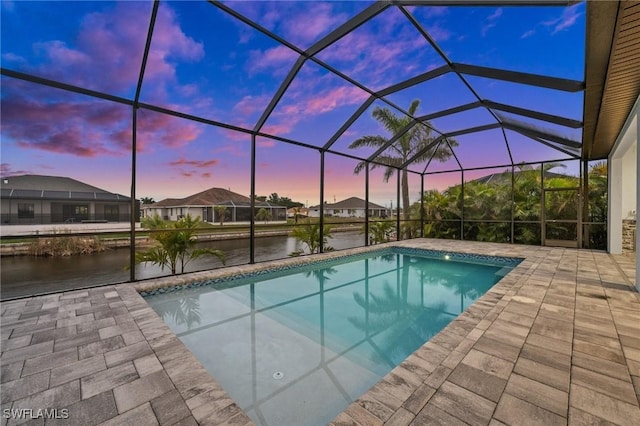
left=247, top=45, right=297, bottom=76
left=228, top=1, right=347, bottom=49
left=16, top=129, right=114, bottom=158
left=315, top=10, right=434, bottom=90
left=211, top=144, right=248, bottom=157
left=545, top=4, right=583, bottom=35
left=258, top=72, right=369, bottom=138
left=136, top=110, right=202, bottom=151
left=1, top=82, right=127, bottom=157
left=0, top=163, right=31, bottom=177
left=168, top=158, right=219, bottom=168
left=306, top=86, right=369, bottom=114
left=256, top=138, right=277, bottom=148
left=426, top=24, right=452, bottom=42
left=3, top=3, right=215, bottom=153
left=232, top=95, right=270, bottom=116
left=10, top=3, right=203, bottom=100
left=220, top=128, right=251, bottom=142
left=0, top=75, right=205, bottom=159
left=283, top=3, right=347, bottom=45
left=261, top=122, right=296, bottom=136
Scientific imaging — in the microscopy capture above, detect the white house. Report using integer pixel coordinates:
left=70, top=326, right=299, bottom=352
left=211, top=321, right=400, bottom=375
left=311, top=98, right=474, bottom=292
left=308, top=197, right=388, bottom=218
left=142, top=187, right=287, bottom=223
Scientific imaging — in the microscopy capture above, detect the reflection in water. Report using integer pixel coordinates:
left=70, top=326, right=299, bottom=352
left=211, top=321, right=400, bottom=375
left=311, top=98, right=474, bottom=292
left=146, top=250, right=513, bottom=426
left=1, top=231, right=363, bottom=299
left=154, top=294, right=201, bottom=329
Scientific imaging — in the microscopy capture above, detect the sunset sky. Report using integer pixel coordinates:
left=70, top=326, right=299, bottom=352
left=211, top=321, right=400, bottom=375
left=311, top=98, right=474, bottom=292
left=1, top=1, right=585, bottom=207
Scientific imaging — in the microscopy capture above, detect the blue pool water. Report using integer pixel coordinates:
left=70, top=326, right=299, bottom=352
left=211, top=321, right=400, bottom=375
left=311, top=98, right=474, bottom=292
left=145, top=248, right=521, bottom=426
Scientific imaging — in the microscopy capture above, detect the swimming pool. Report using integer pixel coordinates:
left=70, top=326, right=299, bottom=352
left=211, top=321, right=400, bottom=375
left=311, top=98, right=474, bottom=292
left=144, top=247, right=521, bottom=426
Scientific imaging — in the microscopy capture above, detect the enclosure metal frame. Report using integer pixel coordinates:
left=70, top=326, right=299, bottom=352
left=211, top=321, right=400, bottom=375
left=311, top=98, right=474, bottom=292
left=0, top=0, right=602, bottom=285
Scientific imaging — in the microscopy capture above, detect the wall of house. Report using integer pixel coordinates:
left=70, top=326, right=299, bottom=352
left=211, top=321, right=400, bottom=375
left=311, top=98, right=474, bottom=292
left=2, top=200, right=128, bottom=224
left=307, top=208, right=386, bottom=218
left=1, top=199, right=50, bottom=224
left=608, top=94, right=639, bottom=291
left=622, top=143, right=637, bottom=221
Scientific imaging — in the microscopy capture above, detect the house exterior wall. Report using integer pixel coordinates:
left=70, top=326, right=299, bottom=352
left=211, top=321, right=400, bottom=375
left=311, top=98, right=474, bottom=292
left=607, top=93, right=639, bottom=291
left=142, top=206, right=199, bottom=221
left=609, top=95, right=638, bottom=257
left=308, top=207, right=387, bottom=218
left=622, top=143, right=637, bottom=221
left=1, top=199, right=130, bottom=224
left=142, top=205, right=288, bottom=223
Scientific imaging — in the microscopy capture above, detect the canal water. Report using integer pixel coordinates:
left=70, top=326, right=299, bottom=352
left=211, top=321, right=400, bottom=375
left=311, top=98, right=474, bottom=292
left=1, top=231, right=365, bottom=300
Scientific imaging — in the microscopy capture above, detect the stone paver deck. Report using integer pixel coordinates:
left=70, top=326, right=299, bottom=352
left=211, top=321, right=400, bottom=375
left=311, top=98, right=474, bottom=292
left=1, top=239, right=639, bottom=425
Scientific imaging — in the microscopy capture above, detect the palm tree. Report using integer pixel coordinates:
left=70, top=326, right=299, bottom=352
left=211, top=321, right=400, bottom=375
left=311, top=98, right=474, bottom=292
left=349, top=99, right=457, bottom=237
left=255, top=207, right=272, bottom=224
left=289, top=220, right=334, bottom=256
left=214, top=205, right=228, bottom=226
left=292, top=206, right=301, bottom=224
left=140, top=196, right=155, bottom=205
left=367, top=221, right=394, bottom=244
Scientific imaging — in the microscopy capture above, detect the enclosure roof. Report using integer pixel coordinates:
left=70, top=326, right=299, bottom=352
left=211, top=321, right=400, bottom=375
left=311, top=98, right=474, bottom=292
left=1, top=0, right=636, bottom=183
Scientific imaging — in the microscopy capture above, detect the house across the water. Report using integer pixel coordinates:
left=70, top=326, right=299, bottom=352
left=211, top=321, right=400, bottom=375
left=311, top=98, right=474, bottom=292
left=142, top=187, right=287, bottom=224
left=1, top=174, right=131, bottom=224
left=308, top=197, right=388, bottom=218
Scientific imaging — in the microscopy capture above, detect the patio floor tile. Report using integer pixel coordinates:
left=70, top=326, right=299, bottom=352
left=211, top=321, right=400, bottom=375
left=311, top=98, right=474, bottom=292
left=1, top=240, right=638, bottom=426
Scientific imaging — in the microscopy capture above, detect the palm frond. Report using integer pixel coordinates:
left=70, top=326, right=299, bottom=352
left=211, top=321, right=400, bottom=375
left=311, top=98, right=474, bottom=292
left=348, top=135, right=388, bottom=150
left=372, top=107, right=409, bottom=135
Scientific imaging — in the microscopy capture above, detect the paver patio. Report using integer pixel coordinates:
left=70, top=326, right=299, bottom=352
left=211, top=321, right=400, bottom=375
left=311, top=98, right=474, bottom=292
left=1, top=239, right=639, bottom=425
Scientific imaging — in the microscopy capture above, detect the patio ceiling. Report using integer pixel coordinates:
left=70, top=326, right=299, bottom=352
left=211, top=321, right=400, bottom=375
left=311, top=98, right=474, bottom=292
left=583, top=0, right=640, bottom=160
left=3, top=0, right=636, bottom=179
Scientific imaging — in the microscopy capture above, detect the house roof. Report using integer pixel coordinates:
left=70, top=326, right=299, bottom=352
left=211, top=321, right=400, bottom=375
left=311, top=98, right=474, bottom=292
left=144, top=187, right=285, bottom=208
left=310, top=197, right=386, bottom=210
left=0, top=174, right=130, bottom=201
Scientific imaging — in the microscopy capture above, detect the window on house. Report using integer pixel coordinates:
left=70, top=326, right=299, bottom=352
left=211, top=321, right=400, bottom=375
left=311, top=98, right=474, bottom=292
left=18, top=203, right=34, bottom=219
left=104, top=205, right=119, bottom=221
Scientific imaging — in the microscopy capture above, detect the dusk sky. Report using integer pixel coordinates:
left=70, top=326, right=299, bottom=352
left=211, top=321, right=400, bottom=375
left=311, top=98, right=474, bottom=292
left=1, top=1, right=586, bottom=207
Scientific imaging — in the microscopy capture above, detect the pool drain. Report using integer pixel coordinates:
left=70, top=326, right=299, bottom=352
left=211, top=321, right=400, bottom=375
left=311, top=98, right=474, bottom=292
left=272, top=371, right=284, bottom=380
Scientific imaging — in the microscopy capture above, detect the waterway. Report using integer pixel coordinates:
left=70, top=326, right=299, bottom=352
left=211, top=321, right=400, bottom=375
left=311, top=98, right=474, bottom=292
left=0, top=231, right=365, bottom=300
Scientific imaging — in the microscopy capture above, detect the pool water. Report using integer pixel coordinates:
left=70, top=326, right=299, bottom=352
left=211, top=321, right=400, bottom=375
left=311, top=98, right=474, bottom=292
left=145, top=248, right=520, bottom=426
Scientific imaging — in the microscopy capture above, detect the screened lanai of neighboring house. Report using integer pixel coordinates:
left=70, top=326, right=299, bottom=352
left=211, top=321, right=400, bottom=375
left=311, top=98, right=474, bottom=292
left=1, top=0, right=639, bottom=296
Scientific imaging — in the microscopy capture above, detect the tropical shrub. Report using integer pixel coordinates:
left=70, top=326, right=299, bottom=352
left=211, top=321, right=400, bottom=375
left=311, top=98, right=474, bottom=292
left=416, top=163, right=606, bottom=247
left=367, top=221, right=395, bottom=244
left=290, top=220, right=334, bottom=256
left=134, top=214, right=225, bottom=274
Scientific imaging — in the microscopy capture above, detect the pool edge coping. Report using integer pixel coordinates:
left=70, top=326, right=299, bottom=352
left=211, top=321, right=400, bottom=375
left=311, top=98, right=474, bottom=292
left=123, top=239, right=543, bottom=425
